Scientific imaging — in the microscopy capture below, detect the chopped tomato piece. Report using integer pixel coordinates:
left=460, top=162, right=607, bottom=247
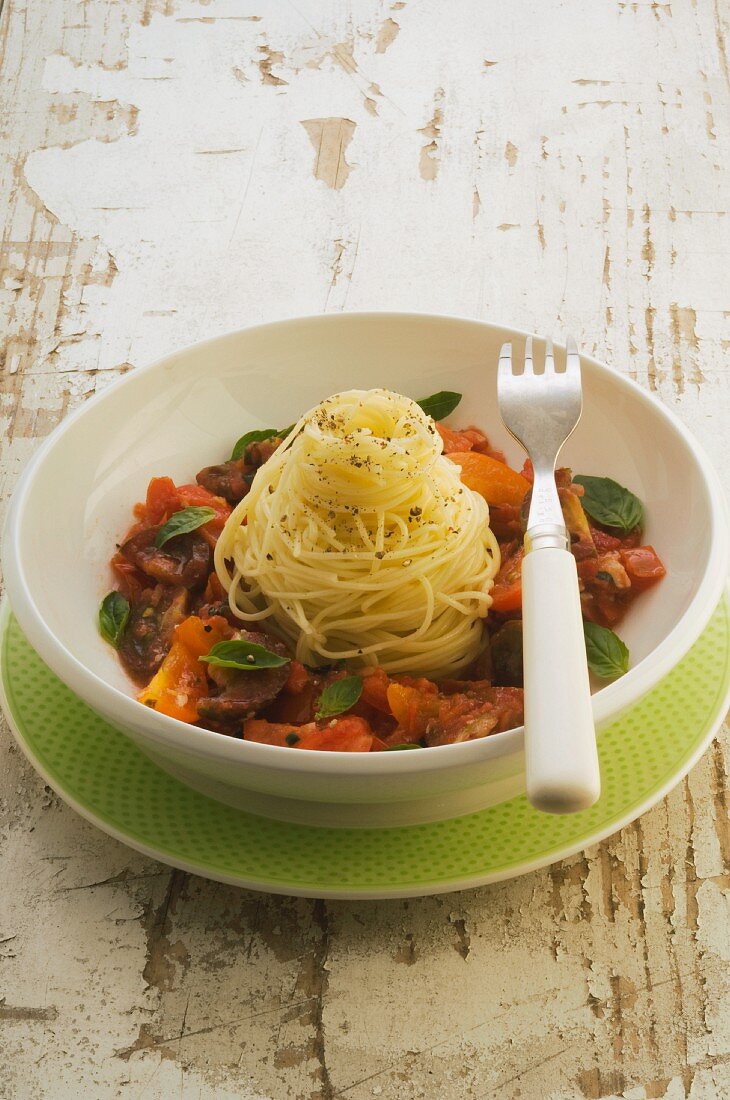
left=576, top=558, right=600, bottom=585
left=202, top=572, right=226, bottom=603
left=177, top=483, right=231, bottom=530
left=589, top=524, right=643, bottom=554
left=176, top=483, right=231, bottom=548
left=266, top=683, right=317, bottom=725
left=360, top=666, right=392, bottom=712
left=449, top=452, right=530, bottom=508
left=590, top=525, right=622, bottom=554
left=174, top=614, right=228, bottom=658
left=284, top=660, right=311, bottom=694
left=436, top=423, right=506, bottom=462
left=135, top=479, right=230, bottom=551
left=138, top=640, right=208, bottom=722
left=620, top=546, right=666, bottom=592
left=392, top=674, right=439, bottom=694
left=369, top=735, right=389, bottom=751
left=110, top=551, right=150, bottom=600
left=520, top=459, right=534, bottom=484
left=488, top=502, right=523, bottom=541
left=619, top=527, right=642, bottom=549
left=144, top=477, right=180, bottom=526
left=593, top=592, right=626, bottom=626
left=580, top=589, right=622, bottom=628
left=436, top=424, right=478, bottom=454
left=296, top=716, right=374, bottom=752
left=469, top=435, right=507, bottom=464
left=490, top=687, right=525, bottom=732
left=490, top=548, right=524, bottom=614
left=243, top=719, right=308, bottom=747
left=578, top=551, right=636, bottom=627
left=424, top=686, right=499, bottom=746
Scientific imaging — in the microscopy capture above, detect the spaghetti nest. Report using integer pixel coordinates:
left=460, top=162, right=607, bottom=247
left=214, top=389, right=501, bottom=677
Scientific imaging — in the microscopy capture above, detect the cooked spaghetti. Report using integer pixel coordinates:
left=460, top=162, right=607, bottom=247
left=213, top=389, right=501, bottom=677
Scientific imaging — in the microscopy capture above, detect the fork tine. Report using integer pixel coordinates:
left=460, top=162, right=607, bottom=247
left=544, top=337, right=555, bottom=375
left=524, top=335, right=534, bottom=375
left=565, top=334, right=581, bottom=381
left=498, top=342, right=513, bottom=383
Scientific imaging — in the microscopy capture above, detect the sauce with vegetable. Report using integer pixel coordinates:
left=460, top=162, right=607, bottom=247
left=99, top=391, right=665, bottom=750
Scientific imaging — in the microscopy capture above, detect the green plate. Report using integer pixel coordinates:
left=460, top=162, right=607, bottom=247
left=1, top=598, right=729, bottom=899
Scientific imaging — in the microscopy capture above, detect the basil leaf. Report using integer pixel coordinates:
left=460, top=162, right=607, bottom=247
left=315, top=675, right=363, bottom=720
left=584, top=620, right=629, bottom=679
left=230, top=425, right=294, bottom=462
left=384, top=742, right=423, bottom=750
left=416, top=391, right=462, bottom=421
left=573, top=475, right=644, bottom=533
left=155, top=506, right=216, bottom=548
left=99, top=591, right=130, bottom=648
left=200, top=640, right=290, bottom=671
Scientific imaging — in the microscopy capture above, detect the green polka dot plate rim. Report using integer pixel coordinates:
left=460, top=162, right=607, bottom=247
left=1, top=596, right=729, bottom=900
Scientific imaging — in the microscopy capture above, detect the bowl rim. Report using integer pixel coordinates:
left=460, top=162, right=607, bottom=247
left=4, top=310, right=729, bottom=777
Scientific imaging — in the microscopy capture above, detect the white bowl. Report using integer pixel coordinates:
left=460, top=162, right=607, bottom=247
left=4, top=314, right=728, bottom=826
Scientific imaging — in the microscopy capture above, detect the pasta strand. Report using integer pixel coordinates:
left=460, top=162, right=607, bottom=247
left=214, top=389, right=501, bottom=678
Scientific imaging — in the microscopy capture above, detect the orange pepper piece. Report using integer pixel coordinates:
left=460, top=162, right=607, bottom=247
left=449, top=451, right=530, bottom=508
left=174, top=614, right=228, bottom=658
left=138, top=640, right=209, bottom=723
left=386, top=683, right=439, bottom=738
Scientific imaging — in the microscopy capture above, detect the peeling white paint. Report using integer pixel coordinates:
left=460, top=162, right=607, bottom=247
left=1, top=0, right=730, bottom=1097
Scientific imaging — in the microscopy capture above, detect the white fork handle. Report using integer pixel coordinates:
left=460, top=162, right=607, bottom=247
left=521, top=547, right=600, bottom=813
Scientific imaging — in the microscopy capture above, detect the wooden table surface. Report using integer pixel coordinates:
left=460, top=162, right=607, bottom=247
left=1, top=1, right=729, bottom=1097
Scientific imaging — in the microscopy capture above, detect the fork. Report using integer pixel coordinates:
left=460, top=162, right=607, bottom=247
left=497, top=336, right=600, bottom=814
